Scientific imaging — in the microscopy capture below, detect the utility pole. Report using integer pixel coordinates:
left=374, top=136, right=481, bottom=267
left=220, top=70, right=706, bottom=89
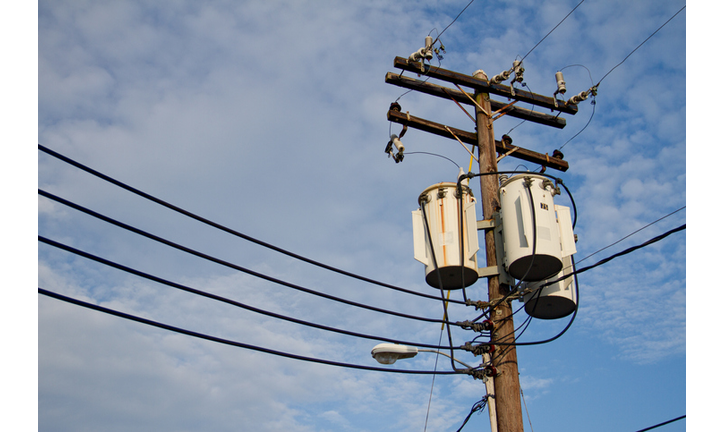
left=474, top=69, right=523, bottom=432
left=385, top=55, right=579, bottom=432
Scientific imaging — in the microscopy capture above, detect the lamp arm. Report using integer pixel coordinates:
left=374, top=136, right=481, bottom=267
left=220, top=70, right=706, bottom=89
left=418, top=348, right=475, bottom=370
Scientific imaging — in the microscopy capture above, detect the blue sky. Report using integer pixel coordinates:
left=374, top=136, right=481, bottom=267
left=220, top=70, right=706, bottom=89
left=13, top=0, right=704, bottom=430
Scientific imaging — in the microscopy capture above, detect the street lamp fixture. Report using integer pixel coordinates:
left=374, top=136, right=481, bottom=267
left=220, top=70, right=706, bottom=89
left=370, top=342, right=498, bottom=432
left=370, top=343, right=419, bottom=365
left=370, top=343, right=474, bottom=369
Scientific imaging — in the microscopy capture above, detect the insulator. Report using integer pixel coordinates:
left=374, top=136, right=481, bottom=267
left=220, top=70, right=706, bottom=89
left=491, top=70, right=511, bottom=85
left=567, top=90, right=589, bottom=105
left=480, top=319, right=494, bottom=331
left=481, top=344, right=495, bottom=354
left=390, top=135, right=404, bottom=153
left=555, top=71, right=566, bottom=95
left=512, top=60, right=525, bottom=83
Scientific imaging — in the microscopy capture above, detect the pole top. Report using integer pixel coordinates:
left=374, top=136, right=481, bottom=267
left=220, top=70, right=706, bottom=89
left=473, top=69, right=488, bottom=81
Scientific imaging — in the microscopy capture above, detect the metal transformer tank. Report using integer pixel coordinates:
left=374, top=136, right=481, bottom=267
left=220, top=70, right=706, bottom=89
left=522, top=253, right=578, bottom=319
left=498, top=174, right=565, bottom=281
left=412, top=180, right=479, bottom=290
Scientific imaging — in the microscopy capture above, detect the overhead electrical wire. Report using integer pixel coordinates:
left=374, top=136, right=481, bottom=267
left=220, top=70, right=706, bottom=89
left=558, top=97, right=596, bottom=151
left=461, top=170, right=578, bottom=229
left=38, top=235, right=462, bottom=351
left=37, top=5, right=688, bottom=422
left=391, top=0, right=474, bottom=105
left=455, top=394, right=489, bottom=432
left=405, top=152, right=461, bottom=170
left=540, top=224, right=686, bottom=289
left=459, top=170, right=575, bottom=324
left=575, top=205, right=686, bottom=265
left=594, top=5, right=686, bottom=88
left=38, top=189, right=461, bottom=326
left=38, top=287, right=460, bottom=376
left=634, top=414, right=685, bottom=432
left=490, top=257, right=581, bottom=349
left=478, top=223, right=684, bottom=349
left=520, top=0, right=586, bottom=62
left=38, top=144, right=468, bottom=306
left=554, top=4, right=683, bottom=150
left=432, top=0, right=476, bottom=46
left=557, top=64, right=596, bottom=151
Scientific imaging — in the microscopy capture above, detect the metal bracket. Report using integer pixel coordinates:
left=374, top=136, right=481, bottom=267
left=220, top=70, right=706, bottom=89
left=475, top=213, right=516, bottom=287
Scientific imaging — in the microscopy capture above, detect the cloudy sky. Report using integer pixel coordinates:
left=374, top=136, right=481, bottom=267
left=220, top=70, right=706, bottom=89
left=18, top=0, right=703, bottom=430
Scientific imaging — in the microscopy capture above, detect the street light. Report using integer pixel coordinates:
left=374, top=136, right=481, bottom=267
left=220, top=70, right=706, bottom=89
left=370, top=342, right=498, bottom=432
left=370, top=343, right=474, bottom=369
left=370, top=343, right=419, bottom=365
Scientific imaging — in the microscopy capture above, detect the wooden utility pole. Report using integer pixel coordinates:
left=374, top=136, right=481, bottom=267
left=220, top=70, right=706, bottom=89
left=384, top=57, right=578, bottom=432
left=474, top=69, right=523, bottom=432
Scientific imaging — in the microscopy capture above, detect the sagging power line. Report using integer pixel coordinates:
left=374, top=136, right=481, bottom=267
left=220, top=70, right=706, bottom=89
left=38, top=144, right=466, bottom=306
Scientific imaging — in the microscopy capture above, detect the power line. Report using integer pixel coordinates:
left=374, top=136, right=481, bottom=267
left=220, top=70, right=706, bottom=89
left=576, top=206, right=686, bottom=264
left=37, top=144, right=466, bottom=306
left=542, top=224, right=686, bottom=289
left=38, top=189, right=460, bottom=325
left=634, top=415, right=685, bottom=432
left=393, top=0, right=475, bottom=104
left=558, top=96, right=595, bottom=150
left=558, top=64, right=595, bottom=151
left=521, top=0, right=586, bottom=61
left=38, top=235, right=462, bottom=351
left=595, top=5, right=685, bottom=87
left=433, top=0, right=476, bottom=45
left=455, top=394, right=488, bottom=432
left=462, top=222, right=684, bottom=349
left=38, top=287, right=461, bottom=376
left=555, top=5, right=684, bottom=149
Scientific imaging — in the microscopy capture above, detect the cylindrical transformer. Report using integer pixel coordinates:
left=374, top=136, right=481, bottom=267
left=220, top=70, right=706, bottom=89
left=499, top=174, right=562, bottom=281
left=522, top=253, right=577, bottom=319
left=412, top=181, right=479, bottom=289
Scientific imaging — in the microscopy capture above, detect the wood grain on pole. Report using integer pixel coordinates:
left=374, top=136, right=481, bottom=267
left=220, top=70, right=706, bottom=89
left=475, top=69, right=524, bottom=432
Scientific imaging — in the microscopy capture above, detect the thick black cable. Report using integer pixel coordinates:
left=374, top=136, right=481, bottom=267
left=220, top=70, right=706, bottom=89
left=462, top=170, right=577, bottom=228
left=38, top=287, right=460, bottom=376
left=455, top=395, right=488, bottom=432
left=634, top=415, right=685, bottom=432
left=38, top=144, right=466, bottom=306
left=38, top=235, right=461, bottom=351
left=491, top=255, right=580, bottom=349
left=420, top=200, right=466, bottom=373
left=487, top=224, right=684, bottom=348
left=456, top=170, right=577, bottom=322
left=540, top=224, right=686, bottom=289
left=576, top=205, right=685, bottom=264
left=457, top=179, right=470, bottom=303
left=39, top=189, right=458, bottom=326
